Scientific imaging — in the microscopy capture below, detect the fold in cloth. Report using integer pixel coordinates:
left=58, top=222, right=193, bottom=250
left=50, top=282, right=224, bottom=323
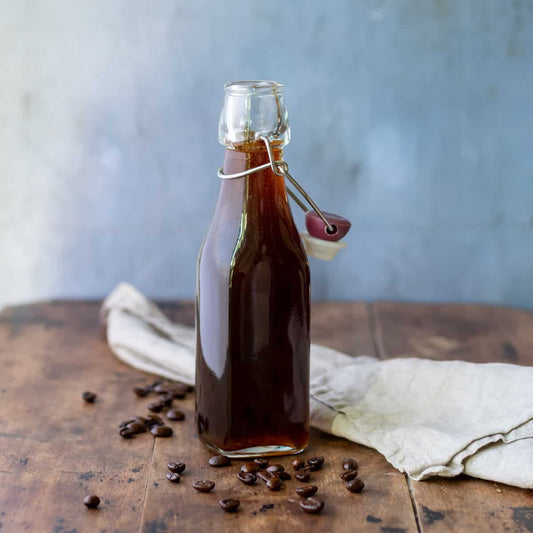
left=102, top=283, right=533, bottom=488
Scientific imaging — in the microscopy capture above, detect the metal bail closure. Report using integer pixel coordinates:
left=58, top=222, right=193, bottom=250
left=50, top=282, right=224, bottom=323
left=217, top=137, right=351, bottom=260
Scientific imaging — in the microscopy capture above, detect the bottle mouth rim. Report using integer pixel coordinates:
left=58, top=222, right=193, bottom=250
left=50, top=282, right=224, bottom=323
left=224, top=80, right=284, bottom=96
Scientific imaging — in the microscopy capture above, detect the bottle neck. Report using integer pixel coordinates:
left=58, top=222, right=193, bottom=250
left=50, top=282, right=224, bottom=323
left=221, top=142, right=292, bottom=222
left=223, top=142, right=283, bottom=175
left=219, top=81, right=290, bottom=148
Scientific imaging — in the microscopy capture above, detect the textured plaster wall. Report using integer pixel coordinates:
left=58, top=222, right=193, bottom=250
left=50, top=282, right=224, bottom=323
left=1, top=0, right=532, bottom=309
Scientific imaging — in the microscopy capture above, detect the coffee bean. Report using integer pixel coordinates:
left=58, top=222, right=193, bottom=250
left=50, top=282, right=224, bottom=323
left=241, top=462, right=259, bottom=474
left=219, top=498, right=240, bottom=513
left=82, top=391, right=96, bottom=403
left=208, top=455, right=231, bottom=467
left=257, top=471, right=272, bottom=483
left=119, top=427, right=135, bottom=439
left=167, top=409, right=185, bottom=421
left=150, top=425, right=173, bottom=437
left=169, top=383, right=188, bottom=398
left=149, top=379, right=164, bottom=391
left=127, top=421, right=146, bottom=434
left=307, top=456, right=324, bottom=471
left=346, top=478, right=365, bottom=493
left=146, top=414, right=164, bottom=427
left=125, top=416, right=147, bottom=426
left=152, top=383, right=169, bottom=394
left=266, top=464, right=284, bottom=474
left=133, top=386, right=149, bottom=397
left=254, top=458, right=269, bottom=469
left=342, top=458, right=358, bottom=471
left=83, top=495, right=100, bottom=509
left=278, top=471, right=291, bottom=481
left=192, top=479, right=215, bottom=493
left=166, top=472, right=181, bottom=483
left=295, top=471, right=311, bottom=482
left=299, top=496, right=324, bottom=514
left=119, top=418, right=136, bottom=428
left=266, top=476, right=282, bottom=491
left=295, top=485, right=318, bottom=498
left=236, top=472, right=256, bottom=485
left=292, top=459, right=305, bottom=470
left=167, top=462, right=186, bottom=474
left=158, top=394, right=174, bottom=407
left=147, top=401, right=164, bottom=413
left=339, top=469, right=358, bottom=481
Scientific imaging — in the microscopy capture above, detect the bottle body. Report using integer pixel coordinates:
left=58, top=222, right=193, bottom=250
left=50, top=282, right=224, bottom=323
left=195, top=140, right=310, bottom=457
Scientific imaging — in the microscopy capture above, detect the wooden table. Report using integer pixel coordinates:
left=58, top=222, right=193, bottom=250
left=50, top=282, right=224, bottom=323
left=0, top=301, right=532, bottom=532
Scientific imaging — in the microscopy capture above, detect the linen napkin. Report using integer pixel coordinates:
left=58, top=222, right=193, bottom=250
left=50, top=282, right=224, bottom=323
left=102, top=283, right=533, bottom=489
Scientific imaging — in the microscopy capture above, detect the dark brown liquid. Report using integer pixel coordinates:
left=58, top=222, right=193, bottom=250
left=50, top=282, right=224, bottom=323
left=195, top=141, right=310, bottom=455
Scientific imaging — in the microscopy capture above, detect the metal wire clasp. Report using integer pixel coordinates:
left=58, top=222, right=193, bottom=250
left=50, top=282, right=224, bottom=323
left=217, top=137, right=335, bottom=234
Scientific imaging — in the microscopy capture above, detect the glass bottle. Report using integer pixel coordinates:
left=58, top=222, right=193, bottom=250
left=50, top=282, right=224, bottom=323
left=195, top=81, right=310, bottom=458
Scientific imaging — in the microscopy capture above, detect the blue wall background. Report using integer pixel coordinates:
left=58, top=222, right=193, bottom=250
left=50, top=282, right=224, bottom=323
left=1, top=0, right=532, bottom=309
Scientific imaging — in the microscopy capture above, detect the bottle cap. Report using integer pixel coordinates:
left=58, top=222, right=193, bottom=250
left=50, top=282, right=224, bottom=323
left=305, top=211, right=351, bottom=242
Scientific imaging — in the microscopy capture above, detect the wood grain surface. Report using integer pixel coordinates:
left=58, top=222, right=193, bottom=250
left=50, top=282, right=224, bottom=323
left=372, top=302, right=533, bottom=533
left=0, top=301, right=531, bottom=533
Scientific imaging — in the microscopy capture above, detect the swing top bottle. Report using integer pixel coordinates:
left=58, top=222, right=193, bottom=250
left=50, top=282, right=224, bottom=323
left=195, top=81, right=311, bottom=457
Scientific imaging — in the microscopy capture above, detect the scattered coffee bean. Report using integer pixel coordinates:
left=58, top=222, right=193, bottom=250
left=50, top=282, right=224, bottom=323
left=342, top=458, right=358, bottom=471
left=166, top=472, right=181, bottom=483
left=82, top=391, right=97, bottom=403
left=192, top=479, right=215, bottom=493
left=295, top=471, right=311, bottom=482
left=278, top=471, right=291, bottom=481
left=299, top=496, right=324, bottom=514
left=307, top=456, right=324, bottom=471
left=151, top=425, right=173, bottom=437
left=254, top=458, right=269, bottom=469
left=257, top=471, right=272, bottom=483
left=119, top=418, right=136, bottom=428
left=149, top=379, right=164, bottom=391
left=146, top=414, right=164, bottom=427
left=119, top=427, right=135, bottom=439
left=83, top=495, right=100, bottom=509
left=208, top=455, right=231, bottom=467
left=169, top=383, right=188, bottom=397
left=339, top=469, right=358, bottom=481
left=241, top=462, right=259, bottom=474
left=295, top=485, right=318, bottom=498
left=133, top=386, right=149, bottom=397
left=167, top=409, right=185, bottom=421
left=147, top=401, right=164, bottom=413
left=158, top=394, right=174, bottom=407
left=292, top=459, right=305, bottom=470
left=219, top=498, right=240, bottom=513
left=167, top=462, right=186, bottom=474
left=237, top=472, right=256, bottom=485
left=266, top=476, right=282, bottom=491
left=127, top=421, right=147, bottom=434
left=346, top=478, right=365, bottom=493
left=152, top=383, right=169, bottom=394
left=118, top=416, right=146, bottom=428
left=266, top=464, right=284, bottom=474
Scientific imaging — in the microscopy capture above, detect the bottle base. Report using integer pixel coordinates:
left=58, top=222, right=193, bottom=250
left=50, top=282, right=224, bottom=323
left=204, top=442, right=307, bottom=459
